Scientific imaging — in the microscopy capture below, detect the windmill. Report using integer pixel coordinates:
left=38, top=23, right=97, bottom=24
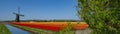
left=13, top=7, right=24, bottom=22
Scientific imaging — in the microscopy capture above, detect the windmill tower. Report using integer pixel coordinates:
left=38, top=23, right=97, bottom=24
left=13, top=7, right=24, bottom=22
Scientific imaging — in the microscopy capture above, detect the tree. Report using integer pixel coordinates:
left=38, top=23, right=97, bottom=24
left=78, top=0, right=120, bottom=34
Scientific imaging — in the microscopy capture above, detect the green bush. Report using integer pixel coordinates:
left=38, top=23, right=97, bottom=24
left=78, top=0, right=120, bottom=34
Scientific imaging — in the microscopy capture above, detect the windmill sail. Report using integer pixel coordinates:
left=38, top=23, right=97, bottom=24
left=13, top=7, right=24, bottom=22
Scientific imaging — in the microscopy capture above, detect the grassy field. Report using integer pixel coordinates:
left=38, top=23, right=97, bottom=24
left=0, top=23, right=11, bottom=34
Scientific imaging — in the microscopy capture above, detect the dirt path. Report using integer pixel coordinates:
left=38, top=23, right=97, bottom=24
left=75, top=29, right=92, bottom=34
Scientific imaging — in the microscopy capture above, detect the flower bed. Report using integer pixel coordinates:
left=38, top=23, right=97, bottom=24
left=10, top=22, right=88, bottom=31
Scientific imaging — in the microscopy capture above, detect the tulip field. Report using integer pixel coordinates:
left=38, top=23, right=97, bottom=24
left=10, top=22, right=89, bottom=34
left=0, top=23, right=11, bottom=34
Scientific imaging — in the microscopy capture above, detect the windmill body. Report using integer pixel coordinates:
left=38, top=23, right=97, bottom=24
left=13, top=7, right=24, bottom=22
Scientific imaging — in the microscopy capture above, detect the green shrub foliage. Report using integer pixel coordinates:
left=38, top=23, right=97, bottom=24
left=78, top=0, right=120, bottom=34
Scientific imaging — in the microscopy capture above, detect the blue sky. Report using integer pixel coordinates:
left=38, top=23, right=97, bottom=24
left=0, top=0, right=80, bottom=21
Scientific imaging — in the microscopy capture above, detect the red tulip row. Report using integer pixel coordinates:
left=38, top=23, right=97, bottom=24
left=10, top=22, right=88, bottom=31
